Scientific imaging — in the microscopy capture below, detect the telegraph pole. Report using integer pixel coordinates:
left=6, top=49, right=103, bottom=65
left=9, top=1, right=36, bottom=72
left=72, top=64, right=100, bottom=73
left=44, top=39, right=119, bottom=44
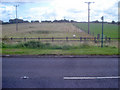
left=85, top=2, right=94, bottom=34
left=14, top=5, right=19, bottom=31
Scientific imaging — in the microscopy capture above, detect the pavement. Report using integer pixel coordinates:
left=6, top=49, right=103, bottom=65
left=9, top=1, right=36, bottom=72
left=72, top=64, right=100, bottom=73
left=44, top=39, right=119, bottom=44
left=2, top=57, right=119, bottom=88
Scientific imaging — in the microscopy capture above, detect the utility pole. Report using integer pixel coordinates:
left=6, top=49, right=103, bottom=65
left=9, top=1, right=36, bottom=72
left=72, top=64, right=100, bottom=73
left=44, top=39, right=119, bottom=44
left=101, top=16, right=104, bottom=48
left=85, top=2, right=94, bottom=34
left=14, top=5, right=19, bottom=31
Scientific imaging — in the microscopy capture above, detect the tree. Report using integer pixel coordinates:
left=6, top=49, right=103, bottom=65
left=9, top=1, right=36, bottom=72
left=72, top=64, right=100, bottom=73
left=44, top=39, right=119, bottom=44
left=112, top=20, right=115, bottom=24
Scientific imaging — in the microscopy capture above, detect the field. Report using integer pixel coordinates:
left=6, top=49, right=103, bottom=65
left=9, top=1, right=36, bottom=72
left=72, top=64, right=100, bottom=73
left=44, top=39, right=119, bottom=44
left=2, top=23, right=92, bottom=38
left=73, top=23, right=118, bottom=38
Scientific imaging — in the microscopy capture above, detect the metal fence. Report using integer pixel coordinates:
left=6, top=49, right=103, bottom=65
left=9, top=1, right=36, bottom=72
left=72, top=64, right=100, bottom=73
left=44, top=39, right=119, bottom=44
left=2, top=37, right=119, bottom=42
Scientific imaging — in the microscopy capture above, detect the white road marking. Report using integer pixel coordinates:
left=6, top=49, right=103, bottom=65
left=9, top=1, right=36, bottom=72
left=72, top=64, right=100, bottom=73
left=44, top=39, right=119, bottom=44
left=64, top=76, right=120, bottom=80
left=21, top=76, right=29, bottom=79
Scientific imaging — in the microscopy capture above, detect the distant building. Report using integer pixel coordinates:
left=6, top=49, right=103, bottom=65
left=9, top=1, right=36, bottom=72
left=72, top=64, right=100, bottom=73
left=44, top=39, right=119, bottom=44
left=9, top=19, right=23, bottom=23
left=92, top=20, right=99, bottom=23
left=34, top=20, right=39, bottom=23
left=41, top=20, right=52, bottom=23
left=31, top=20, right=39, bottom=23
left=23, top=20, right=29, bottom=23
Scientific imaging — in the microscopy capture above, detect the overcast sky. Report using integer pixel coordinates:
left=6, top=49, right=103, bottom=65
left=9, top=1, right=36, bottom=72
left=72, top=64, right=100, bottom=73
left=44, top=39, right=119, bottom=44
left=0, top=0, right=119, bottom=22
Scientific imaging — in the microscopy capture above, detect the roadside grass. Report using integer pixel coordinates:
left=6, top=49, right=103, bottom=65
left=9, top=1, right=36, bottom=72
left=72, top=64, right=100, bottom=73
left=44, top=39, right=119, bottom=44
left=2, top=47, right=118, bottom=55
left=1, top=41, right=118, bottom=55
left=73, top=23, right=118, bottom=38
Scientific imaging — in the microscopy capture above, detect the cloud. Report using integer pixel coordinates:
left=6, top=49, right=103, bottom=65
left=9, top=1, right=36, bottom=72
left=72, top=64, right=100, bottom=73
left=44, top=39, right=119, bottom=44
left=49, top=0, right=118, bottom=21
left=0, top=3, right=15, bottom=21
left=0, top=0, right=119, bottom=22
left=1, top=0, right=52, bottom=3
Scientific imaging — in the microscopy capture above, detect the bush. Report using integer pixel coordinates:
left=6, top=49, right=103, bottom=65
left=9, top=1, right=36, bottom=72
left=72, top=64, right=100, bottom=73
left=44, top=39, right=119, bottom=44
left=2, top=42, right=7, bottom=48
left=62, top=45, right=71, bottom=50
left=2, top=36, right=10, bottom=42
left=17, top=41, right=46, bottom=48
left=2, top=41, right=92, bottom=49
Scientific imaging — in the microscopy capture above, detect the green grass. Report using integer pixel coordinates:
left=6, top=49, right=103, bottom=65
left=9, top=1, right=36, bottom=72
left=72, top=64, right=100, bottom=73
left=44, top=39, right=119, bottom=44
left=1, top=47, right=118, bottom=55
left=1, top=41, right=118, bottom=55
left=1, top=41, right=90, bottom=50
left=73, top=23, right=118, bottom=38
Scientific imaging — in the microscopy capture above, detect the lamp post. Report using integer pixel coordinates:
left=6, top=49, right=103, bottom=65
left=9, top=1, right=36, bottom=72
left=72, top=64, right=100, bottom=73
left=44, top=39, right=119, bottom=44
left=101, top=16, right=104, bottom=47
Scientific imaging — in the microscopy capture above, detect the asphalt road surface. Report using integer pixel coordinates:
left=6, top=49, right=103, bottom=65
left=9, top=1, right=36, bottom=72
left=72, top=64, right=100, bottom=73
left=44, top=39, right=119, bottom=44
left=2, top=57, right=119, bottom=88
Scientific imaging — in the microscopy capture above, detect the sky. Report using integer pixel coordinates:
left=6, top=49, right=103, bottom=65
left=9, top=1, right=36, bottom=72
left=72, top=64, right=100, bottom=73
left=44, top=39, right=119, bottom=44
left=0, top=0, right=119, bottom=22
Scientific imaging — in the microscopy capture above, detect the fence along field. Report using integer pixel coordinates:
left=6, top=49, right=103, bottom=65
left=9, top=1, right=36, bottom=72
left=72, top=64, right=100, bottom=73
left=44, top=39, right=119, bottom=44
left=2, top=22, right=118, bottom=47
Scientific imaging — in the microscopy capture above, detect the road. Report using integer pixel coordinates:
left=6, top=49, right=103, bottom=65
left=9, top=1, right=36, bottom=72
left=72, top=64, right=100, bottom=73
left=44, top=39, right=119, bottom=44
left=2, top=57, right=119, bottom=88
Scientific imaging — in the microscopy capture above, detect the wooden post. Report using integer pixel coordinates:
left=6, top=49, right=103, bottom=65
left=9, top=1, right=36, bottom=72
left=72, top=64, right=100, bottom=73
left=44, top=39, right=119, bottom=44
left=66, top=37, right=68, bottom=42
left=105, top=36, right=107, bottom=42
left=108, top=37, right=111, bottom=43
left=11, top=37, right=13, bottom=41
left=80, top=37, right=82, bottom=42
left=84, top=37, right=86, bottom=41
left=24, top=37, right=26, bottom=42
left=38, top=37, right=40, bottom=41
left=94, top=37, right=97, bottom=43
left=52, top=37, right=54, bottom=42
left=97, top=34, right=100, bottom=40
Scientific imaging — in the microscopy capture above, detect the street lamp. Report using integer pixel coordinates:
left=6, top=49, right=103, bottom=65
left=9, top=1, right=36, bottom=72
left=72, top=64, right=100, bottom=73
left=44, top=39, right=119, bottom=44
left=101, top=16, right=104, bottom=47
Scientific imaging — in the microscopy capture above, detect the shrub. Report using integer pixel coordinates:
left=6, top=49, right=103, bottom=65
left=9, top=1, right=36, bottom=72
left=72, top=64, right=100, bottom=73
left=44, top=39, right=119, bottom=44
left=2, top=36, right=10, bottom=42
left=2, top=42, right=7, bottom=48
left=62, top=45, right=71, bottom=50
left=17, top=41, right=46, bottom=48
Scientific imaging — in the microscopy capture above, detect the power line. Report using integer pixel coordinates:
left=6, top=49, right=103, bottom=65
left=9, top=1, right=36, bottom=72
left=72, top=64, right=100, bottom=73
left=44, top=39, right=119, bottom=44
left=85, top=2, right=94, bottom=34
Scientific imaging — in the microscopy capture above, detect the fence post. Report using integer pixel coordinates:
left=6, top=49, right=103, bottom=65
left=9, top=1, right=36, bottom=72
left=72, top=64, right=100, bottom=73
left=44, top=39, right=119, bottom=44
left=38, top=37, right=40, bottom=41
left=24, top=37, right=26, bottom=42
left=105, top=36, right=107, bottom=42
left=11, top=37, right=13, bottom=41
left=66, top=37, right=68, bottom=42
left=84, top=37, right=86, bottom=41
left=94, top=37, right=97, bottom=43
left=80, top=37, right=82, bottom=42
left=97, top=34, right=100, bottom=40
left=52, top=37, right=54, bottom=42
left=108, top=37, right=111, bottom=43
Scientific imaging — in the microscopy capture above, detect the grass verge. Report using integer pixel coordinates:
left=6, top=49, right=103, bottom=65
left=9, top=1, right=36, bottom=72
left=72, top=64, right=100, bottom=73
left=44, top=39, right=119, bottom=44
left=1, top=47, right=118, bottom=55
left=1, top=41, right=118, bottom=55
